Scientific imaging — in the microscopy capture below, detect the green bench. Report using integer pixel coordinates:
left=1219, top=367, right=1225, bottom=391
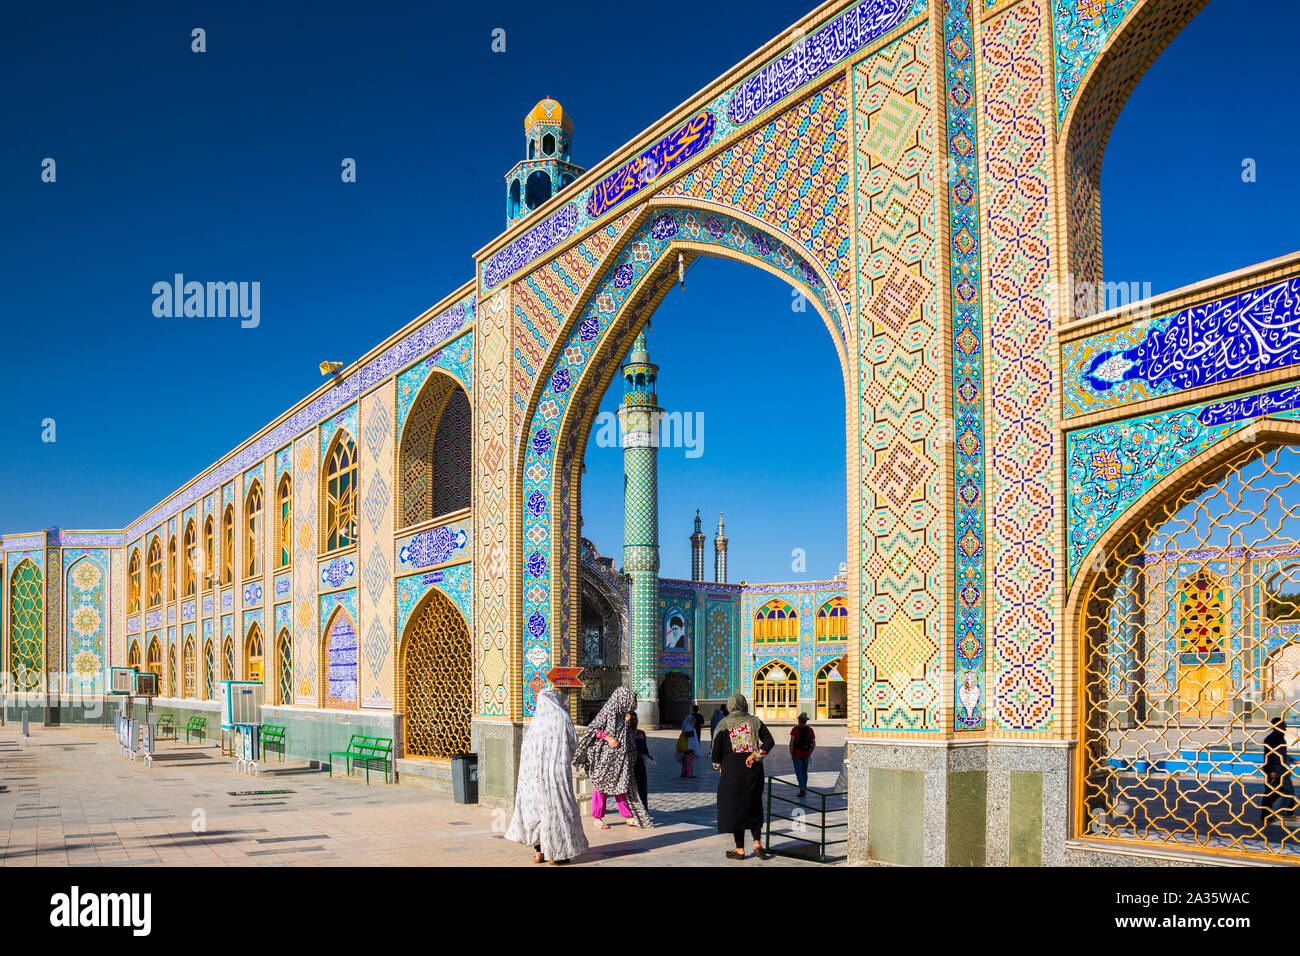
left=184, top=715, right=207, bottom=743
left=328, top=734, right=393, bottom=784
left=261, top=724, right=287, bottom=762
left=156, top=713, right=177, bottom=740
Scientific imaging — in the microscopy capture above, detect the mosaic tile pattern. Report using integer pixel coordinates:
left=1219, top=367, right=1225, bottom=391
left=396, top=519, right=471, bottom=573
left=292, top=436, right=319, bottom=704
left=983, top=0, right=1056, bottom=732
left=359, top=383, right=396, bottom=709
left=519, top=207, right=846, bottom=715
left=65, top=552, right=107, bottom=693
left=474, top=288, right=512, bottom=717
left=1052, top=0, right=1140, bottom=127
left=660, top=79, right=853, bottom=316
left=512, top=209, right=639, bottom=433
left=854, top=22, right=943, bottom=731
left=396, top=330, right=473, bottom=439
left=397, top=564, right=472, bottom=639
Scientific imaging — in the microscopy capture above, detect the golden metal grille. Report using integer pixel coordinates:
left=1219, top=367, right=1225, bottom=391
left=402, top=591, right=471, bottom=759
left=128, top=549, right=141, bottom=613
left=246, top=481, right=263, bottom=577
left=1081, top=442, right=1300, bottom=861
left=184, top=520, right=196, bottom=596
left=755, top=660, right=798, bottom=721
left=183, top=638, right=196, bottom=698
left=276, top=629, right=292, bottom=704
left=147, top=537, right=162, bottom=608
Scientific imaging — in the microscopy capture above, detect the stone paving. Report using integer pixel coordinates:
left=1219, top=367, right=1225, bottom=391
left=0, top=721, right=847, bottom=866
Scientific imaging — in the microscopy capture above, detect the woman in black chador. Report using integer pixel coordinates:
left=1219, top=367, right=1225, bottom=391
left=710, top=693, right=775, bottom=860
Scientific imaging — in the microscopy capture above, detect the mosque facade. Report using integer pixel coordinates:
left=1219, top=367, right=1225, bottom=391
left=7, top=0, right=1300, bottom=866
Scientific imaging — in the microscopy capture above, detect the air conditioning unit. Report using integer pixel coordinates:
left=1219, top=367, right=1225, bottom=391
left=110, top=667, right=137, bottom=695
left=219, top=680, right=264, bottom=729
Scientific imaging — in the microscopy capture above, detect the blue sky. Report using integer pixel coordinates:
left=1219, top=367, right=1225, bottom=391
left=0, top=0, right=1295, bottom=582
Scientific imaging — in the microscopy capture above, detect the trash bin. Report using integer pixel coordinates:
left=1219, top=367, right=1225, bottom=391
left=451, top=752, right=478, bottom=804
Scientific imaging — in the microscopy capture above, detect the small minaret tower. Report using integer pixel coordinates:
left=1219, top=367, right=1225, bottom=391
left=505, top=99, right=586, bottom=228
left=620, top=329, right=661, bottom=726
left=714, top=513, right=729, bottom=584
left=690, top=510, right=706, bottom=582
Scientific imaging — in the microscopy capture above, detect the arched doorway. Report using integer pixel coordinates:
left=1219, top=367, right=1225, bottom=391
left=245, top=622, right=263, bottom=684
left=400, top=587, right=472, bottom=758
left=275, top=627, right=292, bottom=705
left=516, top=204, right=854, bottom=719
left=576, top=549, right=627, bottom=724
left=397, top=372, right=471, bottom=529
left=658, top=672, right=692, bottom=728
left=754, top=661, right=798, bottom=721
left=322, top=609, right=358, bottom=710
left=182, top=637, right=196, bottom=699
left=815, top=659, right=846, bottom=720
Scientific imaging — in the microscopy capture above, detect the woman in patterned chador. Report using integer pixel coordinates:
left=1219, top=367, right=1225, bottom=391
left=711, top=693, right=775, bottom=860
left=505, top=685, right=589, bottom=864
left=572, top=687, right=653, bottom=830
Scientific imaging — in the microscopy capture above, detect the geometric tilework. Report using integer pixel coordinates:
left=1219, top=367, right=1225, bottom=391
left=512, top=209, right=639, bottom=434
left=292, top=435, right=319, bottom=704
left=854, top=21, right=943, bottom=732
left=1052, top=0, right=1141, bottom=128
left=983, top=0, right=1057, bottom=732
left=944, top=0, right=987, bottom=730
left=660, top=78, right=854, bottom=315
left=359, top=383, right=395, bottom=709
left=65, top=552, right=108, bottom=693
left=474, top=288, right=512, bottom=717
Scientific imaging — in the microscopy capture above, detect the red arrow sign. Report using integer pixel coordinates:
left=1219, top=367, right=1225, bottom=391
left=547, top=666, right=584, bottom=688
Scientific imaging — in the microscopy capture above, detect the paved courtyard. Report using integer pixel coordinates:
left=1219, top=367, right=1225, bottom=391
left=0, top=721, right=847, bottom=866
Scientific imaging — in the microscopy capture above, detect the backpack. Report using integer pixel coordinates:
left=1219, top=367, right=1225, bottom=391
left=794, top=725, right=813, bottom=752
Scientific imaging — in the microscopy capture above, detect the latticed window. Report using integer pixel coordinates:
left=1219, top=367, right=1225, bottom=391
left=245, top=481, right=263, bottom=578
left=753, top=660, right=798, bottom=721
left=815, top=658, right=846, bottom=719
left=755, top=600, right=798, bottom=642
left=1081, top=442, right=1300, bottom=861
left=203, top=640, right=214, bottom=699
left=324, top=436, right=358, bottom=552
left=183, top=638, right=196, bottom=698
left=127, top=640, right=140, bottom=670
left=402, top=590, right=472, bottom=758
left=203, top=517, right=214, bottom=588
left=221, top=506, right=234, bottom=585
left=398, top=377, right=472, bottom=528
left=147, top=638, right=162, bottom=681
left=816, top=596, right=848, bottom=639
left=245, top=623, right=263, bottom=683
left=168, top=536, right=177, bottom=602
left=183, top=520, right=196, bottom=596
left=278, top=474, right=292, bottom=569
left=222, top=637, right=233, bottom=681
left=147, top=537, right=162, bottom=608
left=168, top=645, right=177, bottom=697
left=277, top=629, right=292, bottom=705
left=8, top=559, right=43, bottom=691
left=127, top=549, right=141, bottom=613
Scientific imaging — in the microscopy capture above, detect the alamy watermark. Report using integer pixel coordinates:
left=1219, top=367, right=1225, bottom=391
left=152, top=274, right=260, bottom=328
left=591, top=409, right=704, bottom=458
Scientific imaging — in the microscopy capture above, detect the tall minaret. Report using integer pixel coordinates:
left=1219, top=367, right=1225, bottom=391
left=690, top=510, right=706, bottom=582
left=620, top=328, right=661, bottom=726
left=714, top=513, right=729, bottom=584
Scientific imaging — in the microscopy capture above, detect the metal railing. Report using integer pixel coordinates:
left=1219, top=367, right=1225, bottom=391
left=764, top=774, right=848, bottom=862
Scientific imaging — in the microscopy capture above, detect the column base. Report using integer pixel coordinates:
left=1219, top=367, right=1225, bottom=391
left=471, top=718, right=527, bottom=811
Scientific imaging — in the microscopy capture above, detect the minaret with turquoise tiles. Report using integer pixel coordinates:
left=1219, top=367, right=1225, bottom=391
left=619, top=328, right=661, bottom=726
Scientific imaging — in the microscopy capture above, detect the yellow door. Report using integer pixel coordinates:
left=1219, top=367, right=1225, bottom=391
left=1178, top=663, right=1228, bottom=720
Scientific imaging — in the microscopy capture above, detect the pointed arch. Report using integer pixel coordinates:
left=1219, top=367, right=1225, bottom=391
left=168, top=642, right=177, bottom=697
left=816, top=595, right=848, bottom=640
left=754, top=659, right=799, bottom=721
left=146, top=536, right=162, bottom=608
left=146, top=636, right=162, bottom=681
left=9, top=558, right=43, bottom=691
left=321, top=431, right=358, bottom=553
left=127, top=547, right=142, bottom=613
left=127, top=639, right=140, bottom=671
left=755, top=599, right=798, bottom=643
left=515, top=202, right=852, bottom=713
left=275, top=626, right=292, bottom=705
left=183, top=519, right=196, bottom=596
left=245, top=479, right=263, bottom=578
left=203, top=638, right=214, bottom=699
left=244, top=621, right=264, bottom=683
left=321, top=605, right=359, bottom=710
left=183, top=635, right=196, bottom=698
left=203, top=515, right=214, bottom=588
left=221, top=635, right=234, bottom=682
left=397, top=371, right=472, bottom=528
left=399, top=586, right=471, bottom=758
left=168, top=535, right=177, bottom=603
left=221, top=505, right=234, bottom=584
left=276, top=473, right=292, bottom=569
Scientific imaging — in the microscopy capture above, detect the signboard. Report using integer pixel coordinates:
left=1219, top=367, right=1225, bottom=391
left=546, top=666, right=584, bottom=689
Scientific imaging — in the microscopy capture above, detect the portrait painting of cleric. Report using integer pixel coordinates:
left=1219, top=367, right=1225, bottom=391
left=3, top=0, right=1300, bottom=907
